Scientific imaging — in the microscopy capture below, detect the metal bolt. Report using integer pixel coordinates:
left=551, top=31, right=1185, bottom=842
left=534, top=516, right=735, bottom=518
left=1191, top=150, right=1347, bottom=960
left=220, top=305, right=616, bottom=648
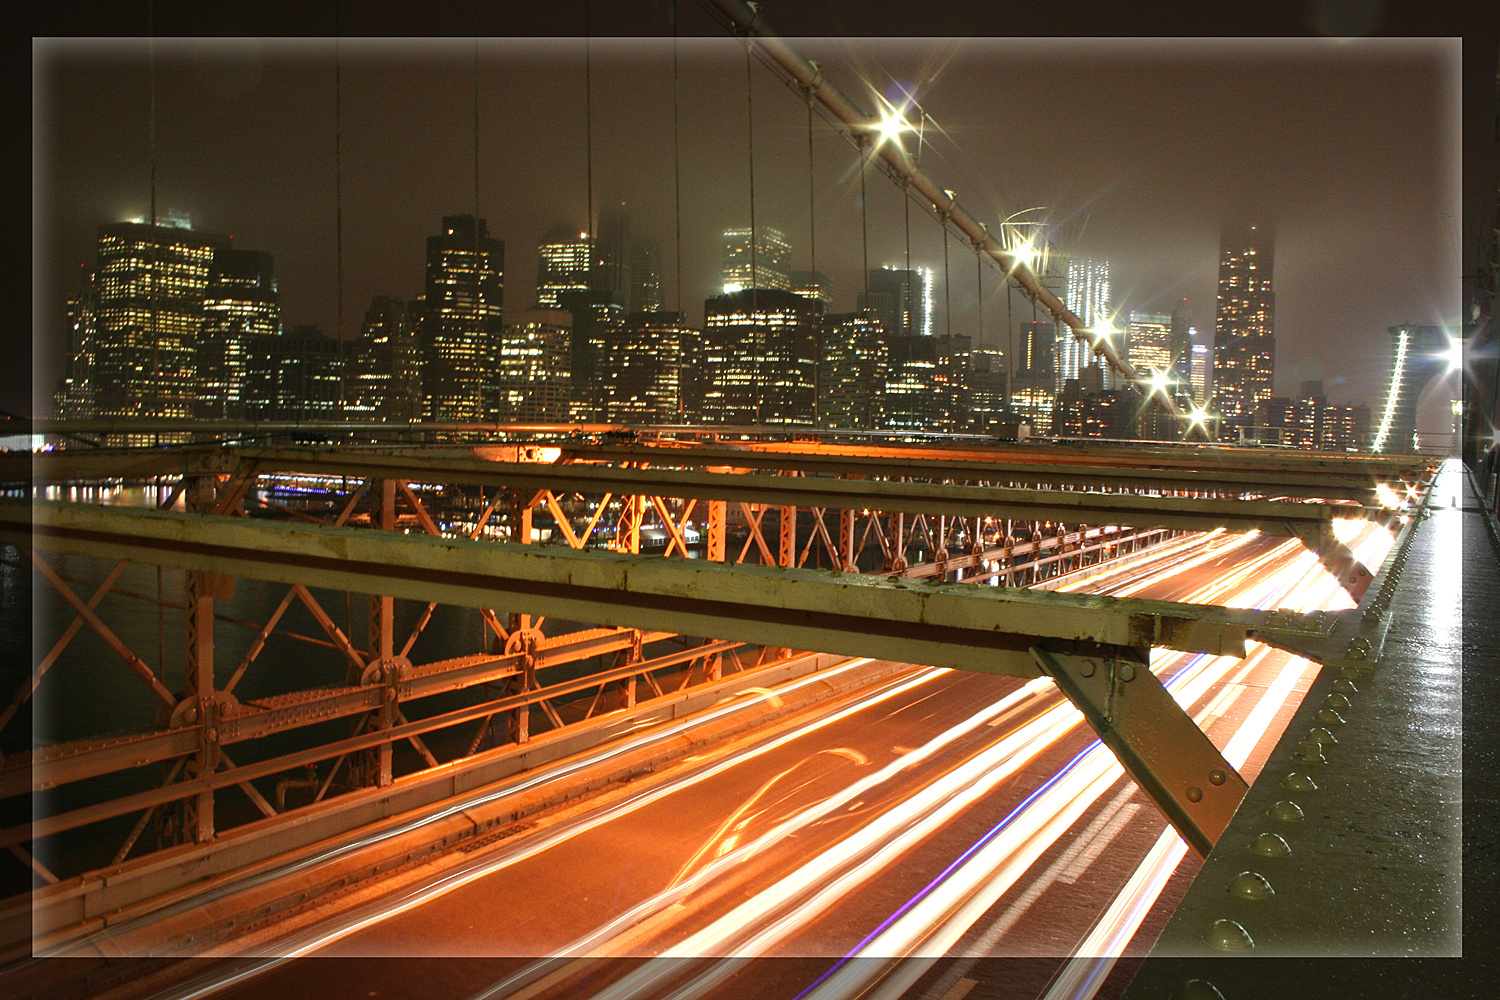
left=1170, top=981, right=1226, bottom=1000
left=1119, top=662, right=1137, bottom=682
left=1080, top=660, right=1096, bottom=678
left=1227, top=870, right=1276, bottom=900
left=1267, top=799, right=1305, bottom=823
left=1251, top=832, right=1292, bottom=857
left=1294, top=741, right=1327, bottom=764
left=1204, top=917, right=1255, bottom=951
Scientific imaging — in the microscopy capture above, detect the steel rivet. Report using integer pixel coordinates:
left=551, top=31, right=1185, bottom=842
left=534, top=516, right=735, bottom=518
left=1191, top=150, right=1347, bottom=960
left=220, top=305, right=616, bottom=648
left=1251, top=832, right=1292, bottom=857
left=1324, top=693, right=1352, bottom=711
left=1282, top=771, right=1318, bottom=792
left=1333, top=678, right=1358, bottom=694
left=1268, top=799, right=1305, bottom=823
left=1227, top=870, right=1276, bottom=900
left=1209, top=768, right=1227, bottom=786
left=1340, top=665, right=1362, bottom=680
left=1205, top=917, right=1255, bottom=951
left=1170, top=981, right=1226, bottom=1000
left=1315, top=708, right=1346, bottom=726
left=1294, top=741, right=1327, bottom=764
left=1306, top=726, right=1337, bottom=745
left=1186, top=785, right=1204, bottom=803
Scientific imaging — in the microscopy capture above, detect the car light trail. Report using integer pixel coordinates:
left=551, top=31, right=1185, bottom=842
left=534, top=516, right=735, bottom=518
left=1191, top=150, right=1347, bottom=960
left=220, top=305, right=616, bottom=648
left=154, top=520, right=1396, bottom=1000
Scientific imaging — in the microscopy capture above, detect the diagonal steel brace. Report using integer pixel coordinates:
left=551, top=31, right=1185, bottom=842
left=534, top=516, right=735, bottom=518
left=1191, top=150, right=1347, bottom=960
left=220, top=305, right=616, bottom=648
left=1031, top=641, right=1248, bottom=857
left=1287, top=521, right=1373, bottom=602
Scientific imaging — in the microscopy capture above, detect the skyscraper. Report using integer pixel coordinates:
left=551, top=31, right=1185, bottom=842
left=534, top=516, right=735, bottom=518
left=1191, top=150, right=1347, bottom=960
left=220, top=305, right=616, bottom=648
left=598, top=311, right=689, bottom=423
left=818, top=312, right=887, bottom=429
left=1190, top=338, right=1210, bottom=404
left=790, top=270, right=834, bottom=308
left=1012, top=320, right=1057, bottom=433
left=55, top=270, right=98, bottom=420
left=1127, top=312, right=1173, bottom=377
left=536, top=225, right=592, bottom=309
left=496, top=309, right=572, bottom=422
left=593, top=204, right=633, bottom=306
left=694, top=289, right=819, bottom=424
left=859, top=266, right=932, bottom=339
left=348, top=296, right=422, bottom=421
left=629, top=240, right=663, bottom=314
left=1169, top=299, right=1193, bottom=383
left=721, top=227, right=792, bottom=294
left=421, top=215, right=504, bottom=421
left=558, top=290, right=623, bottom=421
left=1061, top=258, right=1110, bottom=390
left=243, top=325, right=348, bottom=422
left=1212, top=224, right=1276, bottom=432
left=76, top=220, right=228, bottom=426
left=196, top=249, right=281, bottom=419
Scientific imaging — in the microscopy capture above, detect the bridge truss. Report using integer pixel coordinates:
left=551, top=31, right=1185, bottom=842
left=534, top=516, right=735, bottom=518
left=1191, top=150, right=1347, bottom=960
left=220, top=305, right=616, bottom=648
left=0, top=424, right=1436, bottom=958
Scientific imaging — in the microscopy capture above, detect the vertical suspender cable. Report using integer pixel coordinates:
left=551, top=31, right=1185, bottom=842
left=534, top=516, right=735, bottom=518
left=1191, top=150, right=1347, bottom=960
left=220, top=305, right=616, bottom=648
left=806, top=71, right=817, bottom=427
left=976, top=243, right=983, bottom=351
left=672, top=3, right=683, bottom=318
left=334, top=27, right=345, bottom=416
left=584, top=1, right=595, bottom=421
left=585, top=1, right=594, bottom=245
left=672, top=2, right=684, bottom=412
left=745, top=39, right=756, bottom=306
left=943, top=220, right=951, bottom=339
left=146, top=4, right=160, bottom=421
left=1006, top=280, right=1013, bottom=413
left=860, top=143, right=869, bottom=301
left=806, top=85, right=815, bottom=283
left=472, top=18, right=480, bottom=228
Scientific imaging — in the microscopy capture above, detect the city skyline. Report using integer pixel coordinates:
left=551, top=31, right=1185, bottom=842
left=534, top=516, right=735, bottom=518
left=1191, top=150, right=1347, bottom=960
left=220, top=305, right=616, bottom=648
left=33, top=28, right=1462, bottom=421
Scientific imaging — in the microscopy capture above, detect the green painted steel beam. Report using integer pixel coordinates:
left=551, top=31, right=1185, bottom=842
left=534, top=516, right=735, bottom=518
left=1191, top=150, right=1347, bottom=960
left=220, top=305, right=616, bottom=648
left=222, top=448, right=1379, bottom=538
left=8, top=501, right=1335, bottom=681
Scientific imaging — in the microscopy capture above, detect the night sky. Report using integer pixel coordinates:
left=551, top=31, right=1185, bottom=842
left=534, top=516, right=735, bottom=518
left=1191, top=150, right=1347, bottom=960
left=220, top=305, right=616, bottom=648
left=28, top=2, right=1491, bottom=429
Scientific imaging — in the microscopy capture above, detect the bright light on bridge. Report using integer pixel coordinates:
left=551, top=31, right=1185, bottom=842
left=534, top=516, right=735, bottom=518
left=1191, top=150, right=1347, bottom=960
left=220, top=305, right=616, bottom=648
left=1140, top=366, right=1175, bottom=399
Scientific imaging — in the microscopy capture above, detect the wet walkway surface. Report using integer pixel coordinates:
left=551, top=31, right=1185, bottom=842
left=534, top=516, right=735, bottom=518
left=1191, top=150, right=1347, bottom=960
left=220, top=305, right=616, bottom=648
left=1124, top=459, right=1499, bottom=999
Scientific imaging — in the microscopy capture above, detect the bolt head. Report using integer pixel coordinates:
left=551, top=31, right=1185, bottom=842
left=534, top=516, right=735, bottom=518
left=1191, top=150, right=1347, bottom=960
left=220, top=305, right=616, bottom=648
left=1171, top=981, right=1227, bottom=1000
left=1205, top=917, right=1255, bottom=951
left=1268, top=799, right=1305, bottom=823
left=1251, top=831, right=1292, bottom=857
left=1227, top=870, right=1276, bottom=900
left=1315, top=708, right=1346, bottom=726
left=1294, top=742, right=1328, bottom=764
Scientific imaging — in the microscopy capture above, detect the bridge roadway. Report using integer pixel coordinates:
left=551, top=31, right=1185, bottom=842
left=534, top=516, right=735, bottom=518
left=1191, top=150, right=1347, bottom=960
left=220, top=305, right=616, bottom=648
left=12, top=522, right=1390, bottom=1000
